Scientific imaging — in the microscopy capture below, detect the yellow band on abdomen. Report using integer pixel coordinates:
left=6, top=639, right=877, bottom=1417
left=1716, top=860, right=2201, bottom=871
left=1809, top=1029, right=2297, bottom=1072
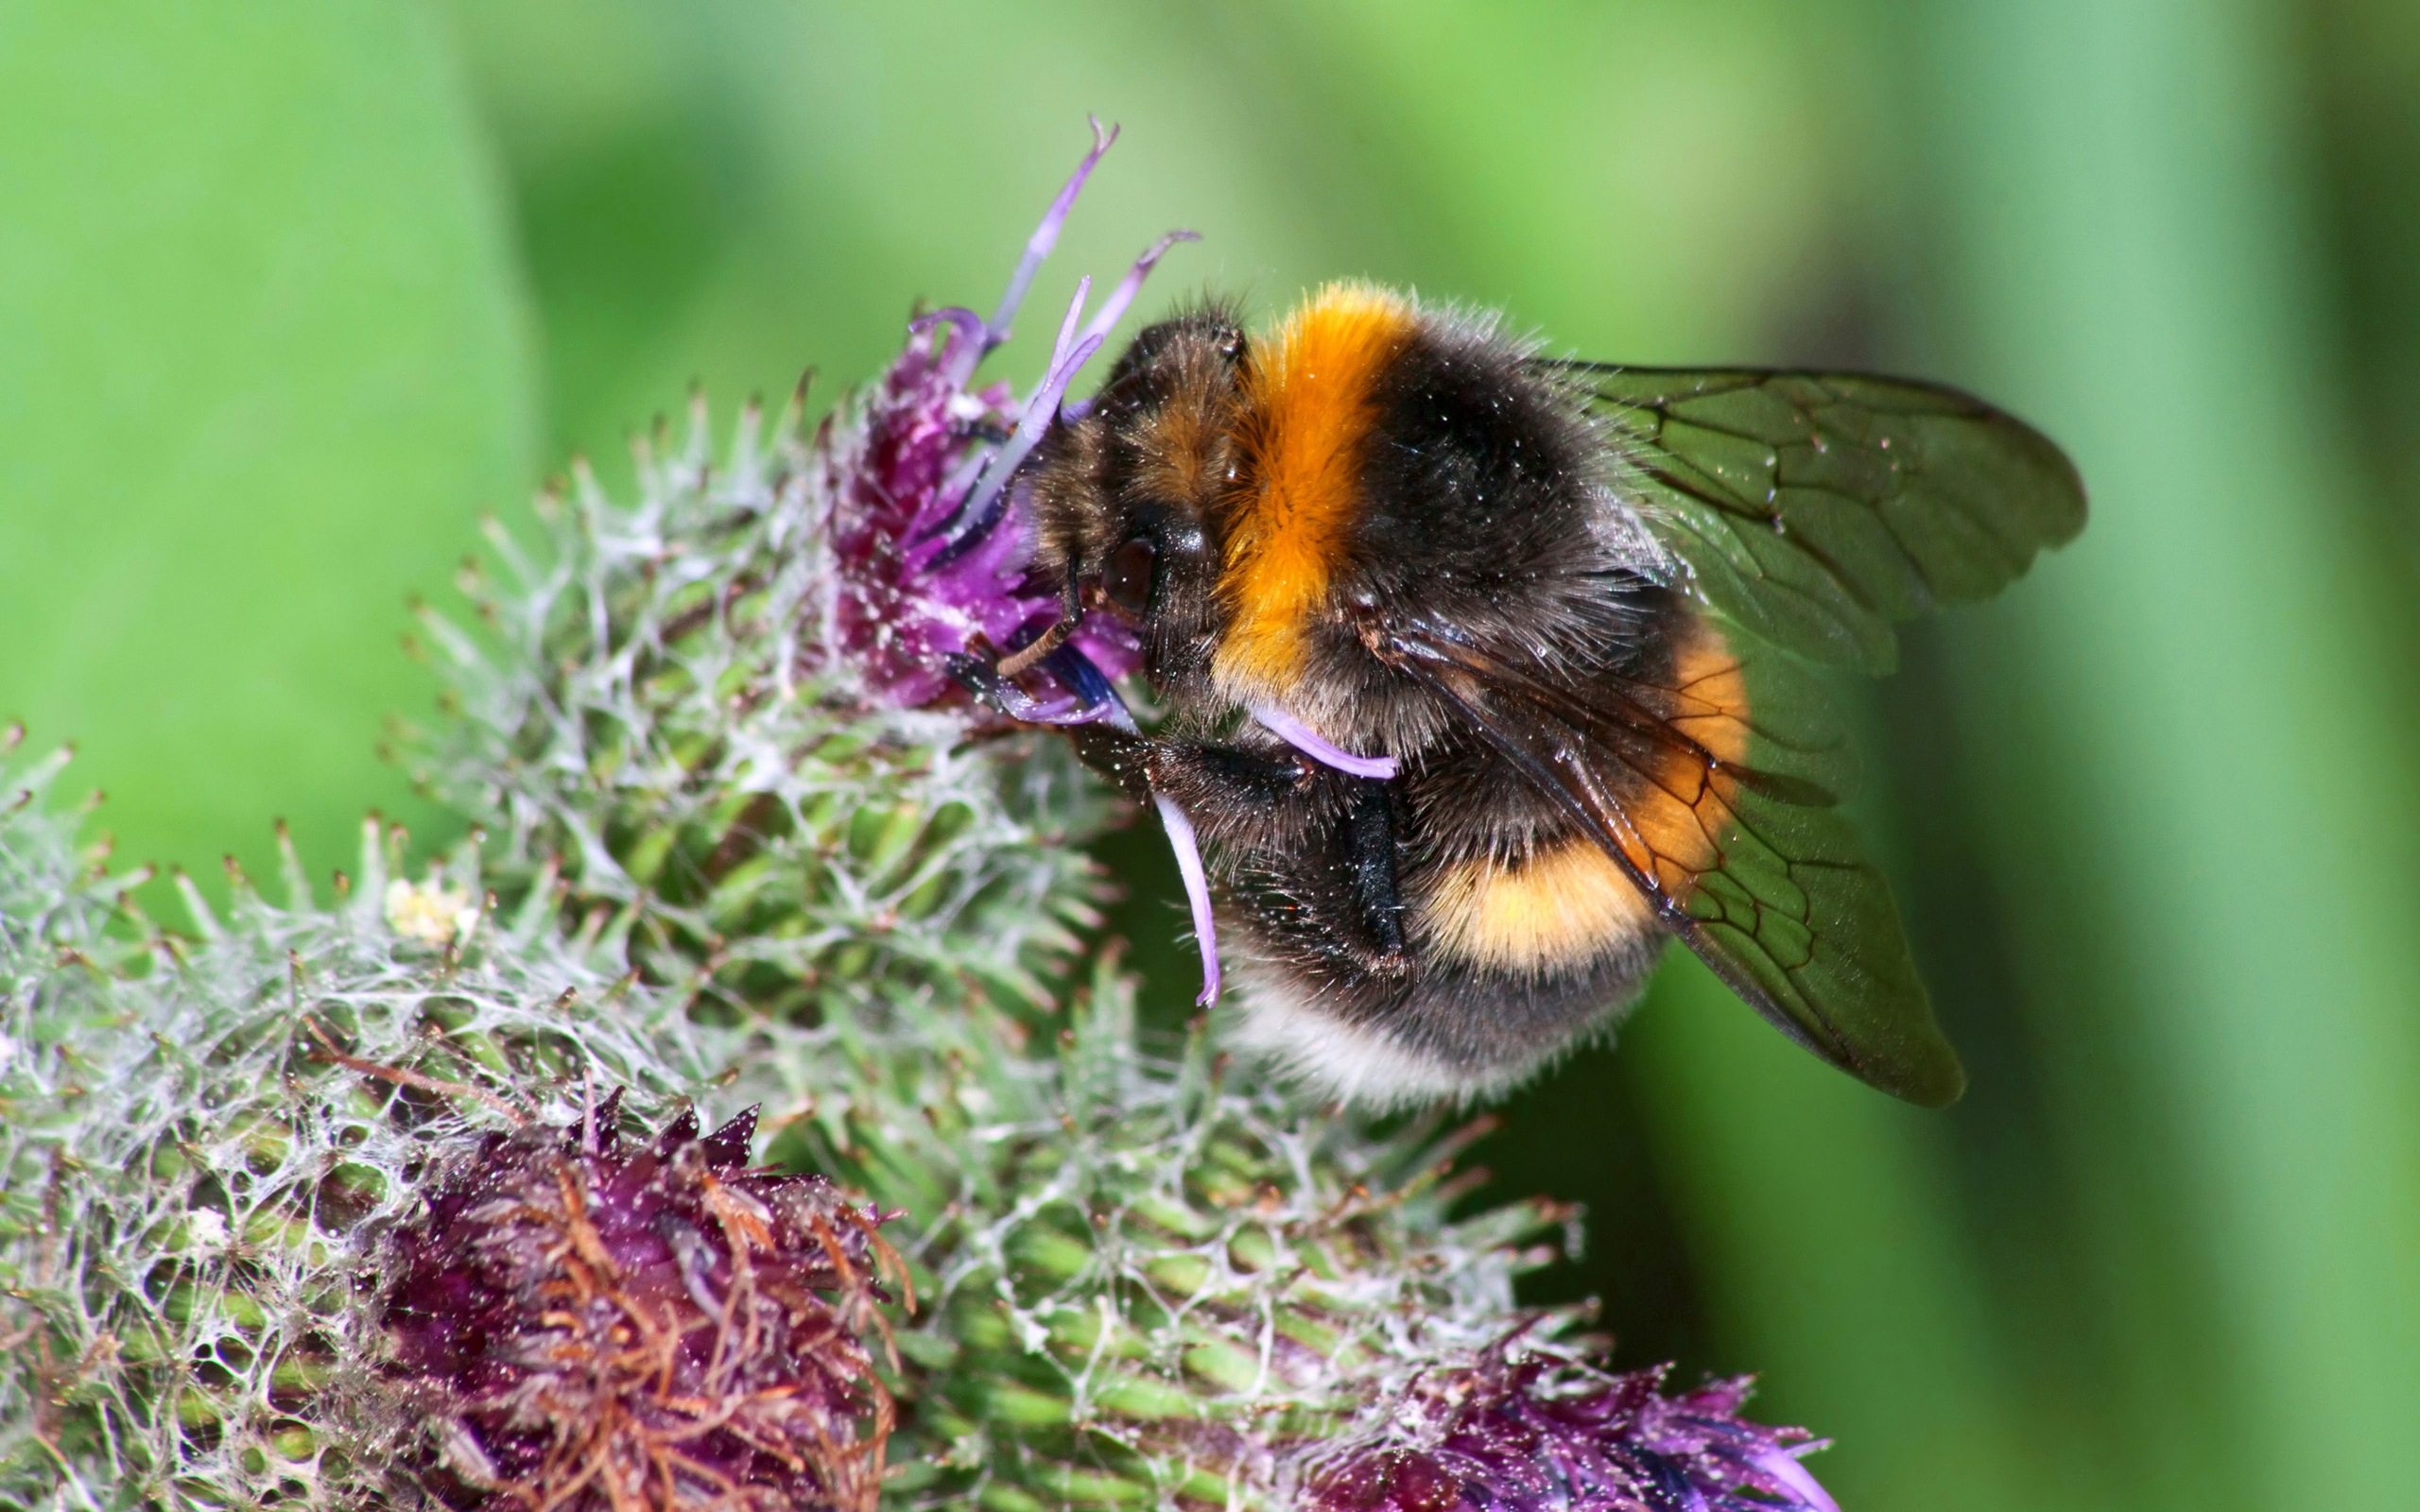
left=1418, top=838, right=1657, bottom=972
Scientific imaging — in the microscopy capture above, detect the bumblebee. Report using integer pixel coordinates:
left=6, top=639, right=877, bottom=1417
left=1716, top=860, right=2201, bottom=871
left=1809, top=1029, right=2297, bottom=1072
left=975, top=282, right=2083, bottom=1108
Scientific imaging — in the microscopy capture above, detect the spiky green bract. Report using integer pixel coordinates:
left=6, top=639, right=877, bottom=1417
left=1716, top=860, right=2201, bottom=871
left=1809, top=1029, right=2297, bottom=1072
left=415, top=385, right=1115, bottom=1034
left=0, top=745, right=828, bottom=1512
left=836, top=957, right=1579, bottom=1509
left=418, top=389, right=1705, bottom=1509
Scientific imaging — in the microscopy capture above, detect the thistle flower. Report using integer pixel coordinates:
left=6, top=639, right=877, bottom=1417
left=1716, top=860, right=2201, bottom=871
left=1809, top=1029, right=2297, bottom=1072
left=424, top=342, right=1117, bottom=1035
left=822, top=114, right=1159, bottom=720
left=1299, top=1353, right=1837, bottom=1512
left=372, top=1097, right=897, bottom=1512
left=817, top=115, right=1228, bottom=1000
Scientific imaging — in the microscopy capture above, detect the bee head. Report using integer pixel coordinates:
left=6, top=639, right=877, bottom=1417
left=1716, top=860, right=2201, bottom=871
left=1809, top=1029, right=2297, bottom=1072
left=1030, top=303, right=1249, bottom=705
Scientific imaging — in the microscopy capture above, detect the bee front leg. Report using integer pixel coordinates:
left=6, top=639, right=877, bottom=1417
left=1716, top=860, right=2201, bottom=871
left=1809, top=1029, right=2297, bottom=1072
left=994, top=576, right=1083, bottom=678
left=1068, top=727, right=1311, bottom=816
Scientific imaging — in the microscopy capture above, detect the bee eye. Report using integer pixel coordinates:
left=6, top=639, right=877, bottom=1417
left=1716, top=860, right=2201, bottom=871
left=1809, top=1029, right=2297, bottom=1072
left=1103, top=536, right=1157, bottom=618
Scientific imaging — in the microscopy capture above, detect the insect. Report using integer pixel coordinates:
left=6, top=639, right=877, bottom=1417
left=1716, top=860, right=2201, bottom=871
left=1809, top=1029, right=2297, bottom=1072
left=949, top=266, right=2082, bottom=1108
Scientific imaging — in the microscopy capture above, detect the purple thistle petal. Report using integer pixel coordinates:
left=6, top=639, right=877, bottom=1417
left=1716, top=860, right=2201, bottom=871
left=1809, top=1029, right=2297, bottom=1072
left=1298, top=1352, right=1836, bottom=1512
left=1749, top=1452, right=1840, bottom=1512
left=934, top=277, right=1105, bottom=558
left=1068, top=610, right=1143, bottom=679
left=1048, top=269, right=1095, bottom=362
left=928, top=439, right=997, bottom=531
left=831, top=120, right=1176, bottom=716
left=1072, top=228, right=1201, bottom=369
left=1153, top=793, right=1221, bottom=1005
left=1054, top=227, right=1199, bottom=428
left=944, top=113, right=1117, bottom=388
left=974, top=680, right=1092, bottom=724
left=1253, top=702, right=1401, bottom=780
left=909, top=304, right=988, bottom=378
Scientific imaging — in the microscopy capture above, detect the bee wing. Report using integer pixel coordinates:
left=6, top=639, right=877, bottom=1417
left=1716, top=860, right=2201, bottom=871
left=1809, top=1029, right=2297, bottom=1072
left=1558, top=365, right=2085, bottom=674
left=1372, top=613, right=1963, bottom=1107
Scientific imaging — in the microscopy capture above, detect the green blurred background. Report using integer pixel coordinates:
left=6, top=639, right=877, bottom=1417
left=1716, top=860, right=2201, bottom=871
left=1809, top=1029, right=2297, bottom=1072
left=4, top=2, right=2417, bottom=1504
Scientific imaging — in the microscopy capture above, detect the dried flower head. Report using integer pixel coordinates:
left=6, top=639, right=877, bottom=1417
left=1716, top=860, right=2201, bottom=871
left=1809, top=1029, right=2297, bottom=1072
left=1299, top=1351, right=1837, bottom=1512
left=373, top=1095, right=897, bottom=1512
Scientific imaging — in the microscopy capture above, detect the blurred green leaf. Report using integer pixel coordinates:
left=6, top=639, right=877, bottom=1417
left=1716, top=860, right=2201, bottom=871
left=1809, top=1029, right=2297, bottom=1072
left=1910, top=0, right=2420, bottom=1504
left=0, top=1, right=538, bottom=895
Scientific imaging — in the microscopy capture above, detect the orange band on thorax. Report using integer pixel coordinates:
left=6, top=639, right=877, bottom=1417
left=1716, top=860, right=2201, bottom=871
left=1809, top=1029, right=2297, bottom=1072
left=1214, top=284, right=1415, bottom=700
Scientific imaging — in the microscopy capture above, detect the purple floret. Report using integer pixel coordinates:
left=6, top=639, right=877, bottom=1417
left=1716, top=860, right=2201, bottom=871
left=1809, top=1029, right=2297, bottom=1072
left=374, top=1094, right=897, bottom=1512
left=1300, top=1352, right=1839, bottom=1512
left=824, top=117, right=1183, bottom=722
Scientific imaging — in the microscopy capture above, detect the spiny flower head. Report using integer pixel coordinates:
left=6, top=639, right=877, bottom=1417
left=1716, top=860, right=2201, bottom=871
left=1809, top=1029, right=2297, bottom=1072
left=374, top=1095, right=898, bottom=1512
left=1301, top=1352, right=1836, bottom=1512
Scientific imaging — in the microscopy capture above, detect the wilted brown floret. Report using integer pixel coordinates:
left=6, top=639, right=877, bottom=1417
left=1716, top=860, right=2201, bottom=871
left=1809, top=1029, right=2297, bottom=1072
left=372, top=1094, right=896, bottom=1512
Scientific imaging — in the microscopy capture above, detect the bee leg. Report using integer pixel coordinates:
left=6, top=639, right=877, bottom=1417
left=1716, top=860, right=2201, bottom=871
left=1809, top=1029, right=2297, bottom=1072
left=994, top=576, right=1083, bottom=677
left=944, top=644, right=1101, bottom=725
left=1065, top=730, right=1414, bottom=991
left=1059, top=730, right=1302, bottom=1008
left=1139, top=744, right=1410, bottom=977
left=1068, top=727, right=1310, bottom=811
left=1340, top=780, right=1409, bottom=966
left=1066, top=723, right=1160, bottom=799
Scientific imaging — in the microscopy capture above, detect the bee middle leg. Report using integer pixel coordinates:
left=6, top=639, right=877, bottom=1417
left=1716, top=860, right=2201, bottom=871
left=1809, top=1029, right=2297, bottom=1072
left=1075, top=727, right=1409, bottom=974
left=1215, top=772, right=1409, bottom=974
